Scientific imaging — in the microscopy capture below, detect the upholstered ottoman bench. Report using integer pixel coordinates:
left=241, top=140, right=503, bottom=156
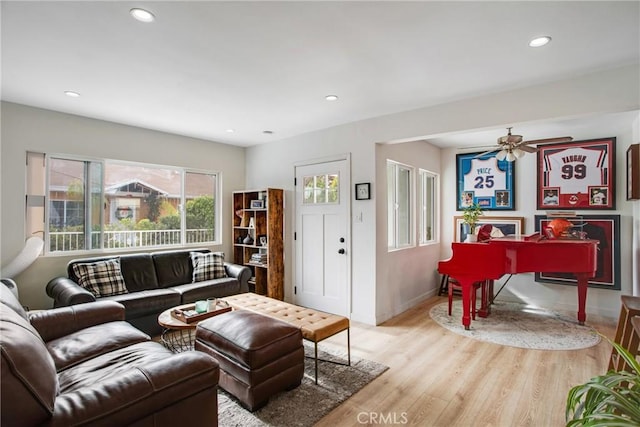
left=195, top=310, right=304, bottom=411
left=223, top=292, right=350, bottom=384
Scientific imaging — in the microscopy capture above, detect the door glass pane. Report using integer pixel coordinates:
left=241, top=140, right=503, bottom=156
left=303, top=177, right=314, bottom=203
left=327, top=174, right=339, bottom=203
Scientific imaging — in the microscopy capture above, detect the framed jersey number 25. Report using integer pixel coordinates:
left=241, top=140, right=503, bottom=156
left=537, top=137, right=615, bottom=210
left=456, top=151, right=515, bottom=211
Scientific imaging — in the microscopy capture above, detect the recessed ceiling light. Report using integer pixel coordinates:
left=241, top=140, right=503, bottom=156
left=262, top=130, right=274, bottom=135
left=64, top=91, right=80, bottom=98
left=529, top=36, right=551, bottom=48
left=226, top=129, right=235, bottom=133
left=130, top=8, right=155, bottom=23
left=325, top=95, right=339, bottom=101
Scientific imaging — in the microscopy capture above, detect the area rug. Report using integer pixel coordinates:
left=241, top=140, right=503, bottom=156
left=429, top=300, right=601, bottom=350
left=218, top=342, right=388, bottom=427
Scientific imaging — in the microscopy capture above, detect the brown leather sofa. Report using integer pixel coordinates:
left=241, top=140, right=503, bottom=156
left=46, top=248, right=251, bottom=335
left=1, top=280, right=220, bottom=426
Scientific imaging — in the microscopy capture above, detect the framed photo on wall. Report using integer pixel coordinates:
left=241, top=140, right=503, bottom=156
left=456, top=151, right=515, bottom=210
left=533, top=214, right=621, bottom=290
left=454, top=216, right=524, bottom=242
left=627, top=144, right=640, bottom=200
left=537, top=137, right=615, bottom=210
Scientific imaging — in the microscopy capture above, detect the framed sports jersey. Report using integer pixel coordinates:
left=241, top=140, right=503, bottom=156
left=537, top=138, right=615, bottom=210
left=456, top=151, right=515, bottom=211
left=534, top=215, right=620, bottom=290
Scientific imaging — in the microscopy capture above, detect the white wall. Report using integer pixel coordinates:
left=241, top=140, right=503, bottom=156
left=0, top=102, right=246, bottom=310
left=245, top=127, right=377, bottom=324
left=245, top=64, right=639, bottom=324
left=375, top=140, right=442, bottom=321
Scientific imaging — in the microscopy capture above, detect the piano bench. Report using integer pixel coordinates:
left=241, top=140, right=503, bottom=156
left=609, top=295, right=640, bottom=371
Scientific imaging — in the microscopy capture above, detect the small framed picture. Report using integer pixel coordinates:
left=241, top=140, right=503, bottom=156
left=355, top=183, right=371, bottom=200
left=258, top=235, right=267, bottom=246
left=250, top=200, right=264, bottom=209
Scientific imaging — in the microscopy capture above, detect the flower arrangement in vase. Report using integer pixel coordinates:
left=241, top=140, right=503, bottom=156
left=462, top=203, right=483, bottom=242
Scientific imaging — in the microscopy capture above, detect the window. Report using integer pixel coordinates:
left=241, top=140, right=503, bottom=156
left=302, top=173, right=339, bottom=204
left=27, top=152, right=220, bottom=253
left=387, top=160, right=414, bottom=250
left=419, top=169, right=438, bottom=244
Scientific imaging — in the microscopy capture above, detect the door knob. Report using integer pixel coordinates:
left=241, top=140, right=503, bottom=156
left=338, top=248, right=345, bottom=254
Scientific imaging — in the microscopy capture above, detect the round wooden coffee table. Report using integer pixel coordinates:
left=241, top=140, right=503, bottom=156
left=158, top=301, right=231, bottom=352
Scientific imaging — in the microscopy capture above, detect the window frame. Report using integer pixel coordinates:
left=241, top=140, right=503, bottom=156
left=418, top=168, right=439, bottom=245
left=31, top=152, right=221, bottom=255
left=387, top=159, right=415, bottom=251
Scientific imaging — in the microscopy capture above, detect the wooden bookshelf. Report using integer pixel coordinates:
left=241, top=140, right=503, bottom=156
left=232, top=188, right=284, bottom=300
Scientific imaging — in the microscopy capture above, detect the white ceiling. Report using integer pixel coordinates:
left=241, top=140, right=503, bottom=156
left=2, top=1, right=639, bottom=147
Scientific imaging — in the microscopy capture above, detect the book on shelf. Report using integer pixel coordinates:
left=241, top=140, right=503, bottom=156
left=250, top=253, right=267, bottom=262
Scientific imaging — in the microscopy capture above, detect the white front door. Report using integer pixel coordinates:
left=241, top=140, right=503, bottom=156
left=294, top=158, right=350, bottom=316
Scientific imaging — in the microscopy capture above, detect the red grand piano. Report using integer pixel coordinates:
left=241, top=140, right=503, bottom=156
left=438, top=234, right=598, bottom=330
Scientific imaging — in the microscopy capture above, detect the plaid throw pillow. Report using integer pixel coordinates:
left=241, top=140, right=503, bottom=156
left=72, top=259, right=128, bottom=298
left=191, top=252, right=227, bottom=282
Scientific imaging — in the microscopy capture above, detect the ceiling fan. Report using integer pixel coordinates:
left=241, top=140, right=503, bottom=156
left=474, top=127, right=573, bottom=161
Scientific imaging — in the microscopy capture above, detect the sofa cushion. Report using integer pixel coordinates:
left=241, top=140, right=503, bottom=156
left=191, top=251, right=227, bottom=282
left=46, top=320, right=150, bottom=371
left=72, top=259, right=128, bottom=297
left=153, top=250, right=196, bottom=287
left=0, top=305, right=58, bottom=427
left=104, top=288, right=181, bottom=319
left=119, top=253, right=159, bottom=292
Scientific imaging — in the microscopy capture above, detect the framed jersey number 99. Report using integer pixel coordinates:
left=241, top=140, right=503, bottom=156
left=537, top=138, right=615, bottom=210
left=456, top=151, right=515, bottom=211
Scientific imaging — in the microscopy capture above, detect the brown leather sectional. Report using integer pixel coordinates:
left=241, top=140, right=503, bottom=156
left=46, top=248, right=251, bottom=336
left=0, top=280, right=220, bottom=426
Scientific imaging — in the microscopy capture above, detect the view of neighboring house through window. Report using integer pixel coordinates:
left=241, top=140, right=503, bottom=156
left=27, top=152, right=219, bottom=253
left=419, top=169, right=438, bottom=244
left=387, top=159, right=413, bottom=250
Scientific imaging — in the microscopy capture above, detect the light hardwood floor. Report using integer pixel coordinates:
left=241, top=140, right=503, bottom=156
left=316, top=295, right=617, bottom=427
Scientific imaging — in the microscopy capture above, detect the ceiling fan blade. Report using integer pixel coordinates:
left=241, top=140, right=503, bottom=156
left=459, top=144, right=500, bottom=150
left=518, top=145, right=538, bottom=153
left=474, top=148, right=500, bottom=158
left=521, top=136, right=573, bottom=145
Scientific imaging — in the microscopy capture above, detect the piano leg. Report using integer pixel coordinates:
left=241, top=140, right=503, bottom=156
left=458, top=278, right=475, bottom=330
left=576, top=274, right=589, bottom=325
left=478, top=280, right=492, bottom=318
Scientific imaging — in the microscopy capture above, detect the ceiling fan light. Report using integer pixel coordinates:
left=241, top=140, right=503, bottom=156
left=496, top=150, right=507, bottom=161
left=513, top=148, right=525, bottom=158
left=506, top=151, right=517, bottom=162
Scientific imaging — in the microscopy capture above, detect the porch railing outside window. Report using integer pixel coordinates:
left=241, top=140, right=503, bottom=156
left=49, top=229, right=214, bottom=252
